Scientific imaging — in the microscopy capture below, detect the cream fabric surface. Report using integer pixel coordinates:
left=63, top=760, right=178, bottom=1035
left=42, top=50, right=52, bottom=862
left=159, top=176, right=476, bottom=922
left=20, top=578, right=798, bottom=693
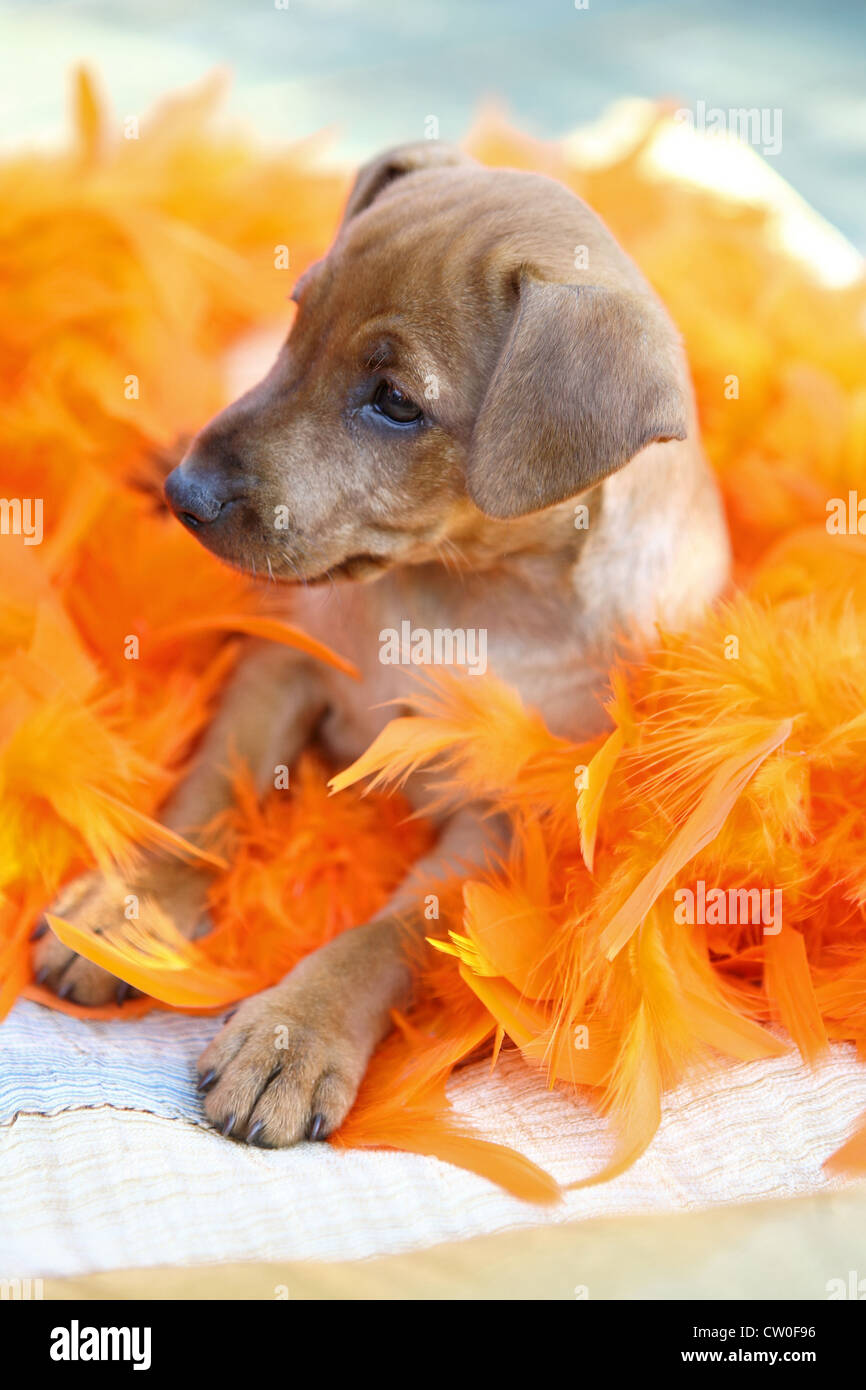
left=2, top=132, right=864, bottom=1291
left=2, top=1001, right=865, bottom=1279
left=41, top=1187, right=866, bottom=1301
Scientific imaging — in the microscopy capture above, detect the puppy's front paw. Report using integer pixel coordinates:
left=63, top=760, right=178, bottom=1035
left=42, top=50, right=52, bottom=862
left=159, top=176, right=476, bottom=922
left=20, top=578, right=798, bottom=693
left=197, top=989, right=367, bottom=1146
left=197, top=927, right=403, bottom=1146
left=33, top=862, right=213, bottom=1006
left=32, top=874, right=129, bottom=1006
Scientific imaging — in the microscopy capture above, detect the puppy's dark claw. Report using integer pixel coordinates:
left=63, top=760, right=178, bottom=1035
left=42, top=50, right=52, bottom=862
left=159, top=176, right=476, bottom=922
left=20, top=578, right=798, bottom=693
left=197, top=1068, right=218, bottom=1093
left=221, top=1114, right=236, bottom=1138
left=57, top=978, right=74, bottom=1001
left=30, top=919, right=48, bottom=942
left=247, top=1120, right=265, bottom=1146
left=115, top=981, right=131, bottom=1005
left=308, top=1113, right=326, bottom=1142
left=35, top=965, right=50, bottom=985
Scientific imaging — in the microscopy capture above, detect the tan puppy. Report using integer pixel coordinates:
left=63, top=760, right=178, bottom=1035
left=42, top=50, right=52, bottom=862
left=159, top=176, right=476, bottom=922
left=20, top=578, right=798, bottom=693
left=35, top=143, right=730, bottom=1146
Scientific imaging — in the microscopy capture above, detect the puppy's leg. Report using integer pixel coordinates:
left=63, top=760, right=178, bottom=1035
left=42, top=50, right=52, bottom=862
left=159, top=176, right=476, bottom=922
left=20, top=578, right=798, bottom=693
left=198, top=806, right=505, bottom=1144
left=35, top=643, right=326, bottom=1005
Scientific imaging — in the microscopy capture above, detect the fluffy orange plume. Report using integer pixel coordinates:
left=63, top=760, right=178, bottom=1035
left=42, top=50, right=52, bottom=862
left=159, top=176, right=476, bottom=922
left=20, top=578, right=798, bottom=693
left=330, top=667, right=569, bottom=803
left=2, top=74, right=865, bottom=1195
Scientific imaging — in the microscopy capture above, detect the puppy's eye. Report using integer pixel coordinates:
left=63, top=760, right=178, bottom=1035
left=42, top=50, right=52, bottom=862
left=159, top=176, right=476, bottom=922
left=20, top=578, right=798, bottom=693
left=372, top=380, right=422, bottom=424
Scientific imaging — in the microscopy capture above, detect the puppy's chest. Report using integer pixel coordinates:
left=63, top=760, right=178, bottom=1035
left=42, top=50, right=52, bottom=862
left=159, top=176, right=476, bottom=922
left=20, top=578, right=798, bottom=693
left=294, top=567, right=608, bottom=764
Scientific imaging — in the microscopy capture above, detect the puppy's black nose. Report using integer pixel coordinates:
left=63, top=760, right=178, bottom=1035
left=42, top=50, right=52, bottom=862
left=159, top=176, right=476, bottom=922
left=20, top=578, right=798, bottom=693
left=165, top=462, right=241, bottom=530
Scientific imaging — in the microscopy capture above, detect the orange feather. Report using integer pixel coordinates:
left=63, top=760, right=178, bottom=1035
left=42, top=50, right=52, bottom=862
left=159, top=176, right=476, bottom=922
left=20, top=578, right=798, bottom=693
left=1, top=76, right=865, bottom=1199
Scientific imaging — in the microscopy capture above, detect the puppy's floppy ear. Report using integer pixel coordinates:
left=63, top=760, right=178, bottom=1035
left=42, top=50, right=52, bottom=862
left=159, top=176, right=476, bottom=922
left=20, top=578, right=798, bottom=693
left=340, top=141, right=472, bottom=226
left=467, top=275, right=688, bottom=518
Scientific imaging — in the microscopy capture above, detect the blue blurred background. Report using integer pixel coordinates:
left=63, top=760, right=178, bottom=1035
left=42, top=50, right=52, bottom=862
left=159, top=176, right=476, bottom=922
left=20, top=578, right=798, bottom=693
left=2, top=0, right=865, bottom=249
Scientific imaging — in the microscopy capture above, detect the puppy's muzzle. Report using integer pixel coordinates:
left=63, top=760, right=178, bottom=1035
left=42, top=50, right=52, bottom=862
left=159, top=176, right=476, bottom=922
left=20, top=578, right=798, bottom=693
left=165, top=457, right=246, bottom=532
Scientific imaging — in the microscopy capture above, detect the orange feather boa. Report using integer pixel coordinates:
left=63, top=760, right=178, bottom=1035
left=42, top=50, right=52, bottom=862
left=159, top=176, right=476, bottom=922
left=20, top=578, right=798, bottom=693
left=2, top=71, right=865, bottom=1201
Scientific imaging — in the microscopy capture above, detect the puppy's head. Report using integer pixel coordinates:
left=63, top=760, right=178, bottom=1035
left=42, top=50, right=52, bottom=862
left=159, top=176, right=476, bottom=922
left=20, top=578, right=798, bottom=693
left=165, top=141, right=687, bottom=582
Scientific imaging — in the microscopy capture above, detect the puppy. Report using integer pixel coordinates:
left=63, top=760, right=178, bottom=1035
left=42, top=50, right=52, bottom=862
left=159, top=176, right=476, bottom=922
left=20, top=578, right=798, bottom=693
left=35, top=142, right=730, bottom=1146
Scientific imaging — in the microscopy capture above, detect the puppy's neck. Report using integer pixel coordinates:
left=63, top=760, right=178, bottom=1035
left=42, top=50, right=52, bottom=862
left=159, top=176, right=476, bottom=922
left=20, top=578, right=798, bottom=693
left=442, top=490, right=600, bottom=579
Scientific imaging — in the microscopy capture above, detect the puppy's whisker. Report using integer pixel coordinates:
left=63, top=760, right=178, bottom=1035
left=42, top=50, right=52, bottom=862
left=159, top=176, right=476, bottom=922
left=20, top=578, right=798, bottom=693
left=434, top=541, right=454, bottom=576
left=318, top=566, right=337, bottom=600
left=281, top=551, right=308, bottom=588
left=447, top=536, right=470, bottom=568
left=435, top=536, right=467, bottom=581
